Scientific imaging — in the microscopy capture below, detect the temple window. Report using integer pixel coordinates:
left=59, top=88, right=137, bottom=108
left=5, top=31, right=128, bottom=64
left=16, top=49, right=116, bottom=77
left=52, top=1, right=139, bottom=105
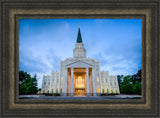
left=98, top=88, right=101, bottom=93
left=97, top=77, right=99, bottom=82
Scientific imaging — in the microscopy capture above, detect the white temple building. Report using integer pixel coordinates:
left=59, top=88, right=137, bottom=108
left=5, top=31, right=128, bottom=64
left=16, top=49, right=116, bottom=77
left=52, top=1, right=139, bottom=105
left=41, top=27, right=120, bottom=96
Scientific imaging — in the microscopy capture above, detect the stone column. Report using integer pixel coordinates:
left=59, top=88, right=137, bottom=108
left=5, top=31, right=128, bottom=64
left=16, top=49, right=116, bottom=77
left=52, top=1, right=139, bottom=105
left=92, top=68, right=96, bottom=96
left=71, top=67, right=73, bottom=96
left=86, top=67, right=90, bottom=96
left=64, top=68, right=68, bottom=96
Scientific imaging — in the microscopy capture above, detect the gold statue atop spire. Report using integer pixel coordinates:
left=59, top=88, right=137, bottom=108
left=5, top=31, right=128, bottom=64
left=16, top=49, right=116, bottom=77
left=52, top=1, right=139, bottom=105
left=78, top=25, right=80, bottom=28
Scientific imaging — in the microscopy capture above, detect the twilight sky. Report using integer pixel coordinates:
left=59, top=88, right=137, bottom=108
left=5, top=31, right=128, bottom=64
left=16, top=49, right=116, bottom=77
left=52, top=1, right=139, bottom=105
left=19, top=19, right=142, bottom=88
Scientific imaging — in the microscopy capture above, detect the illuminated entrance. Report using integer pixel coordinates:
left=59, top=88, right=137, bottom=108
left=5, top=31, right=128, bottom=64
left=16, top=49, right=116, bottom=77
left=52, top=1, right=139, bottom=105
left=75, top=76, right=85, bottom=96
left=67, top=68, right=93, bottom=96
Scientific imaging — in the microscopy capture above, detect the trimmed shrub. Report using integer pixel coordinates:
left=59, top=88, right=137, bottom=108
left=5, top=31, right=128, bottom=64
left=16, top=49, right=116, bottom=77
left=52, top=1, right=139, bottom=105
left=43, top=93, right=52, bottom=96
left=43, top=93, right=60, bottom=96
left=52, top=93, right=60, bottom=96
left=100, top=93, right=119, bottom=96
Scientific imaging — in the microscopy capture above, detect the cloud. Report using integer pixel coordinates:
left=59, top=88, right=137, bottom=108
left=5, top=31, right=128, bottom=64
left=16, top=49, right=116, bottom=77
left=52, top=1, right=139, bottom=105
left=19, top=47, right=61, bottom=88
left=90, top=46, right=141, bottom=76
left=19, top=19, right=142, bottom=88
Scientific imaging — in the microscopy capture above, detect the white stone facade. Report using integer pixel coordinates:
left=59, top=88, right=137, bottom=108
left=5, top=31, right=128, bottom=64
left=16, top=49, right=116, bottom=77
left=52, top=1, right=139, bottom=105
left=100, top=71, right=120, bottom=94
left=41, top=71, right=60, bottom=93
left=41, top=27, right=120, bottom=96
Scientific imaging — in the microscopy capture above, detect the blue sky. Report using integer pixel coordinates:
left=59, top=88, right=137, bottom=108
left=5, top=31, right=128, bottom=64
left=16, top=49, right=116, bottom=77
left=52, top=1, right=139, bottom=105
left=19, top=19, right=142, bottom=88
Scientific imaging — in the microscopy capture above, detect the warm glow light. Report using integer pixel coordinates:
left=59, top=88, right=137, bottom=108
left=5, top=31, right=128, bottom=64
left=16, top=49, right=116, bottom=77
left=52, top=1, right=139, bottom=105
left=76, top=76, right=84, bottom=88
left=97, top=77, right=99, bottom=82
left=98, top=88, right=100, bottom=93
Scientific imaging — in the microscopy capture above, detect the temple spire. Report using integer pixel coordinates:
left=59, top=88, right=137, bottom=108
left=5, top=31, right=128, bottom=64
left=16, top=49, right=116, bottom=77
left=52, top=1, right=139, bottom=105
left=76, top=26, right=82, bottom=43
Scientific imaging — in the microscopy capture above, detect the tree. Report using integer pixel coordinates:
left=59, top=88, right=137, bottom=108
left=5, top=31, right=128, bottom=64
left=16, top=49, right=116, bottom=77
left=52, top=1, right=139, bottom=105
left=117, top=75, right=123, bottom=86
left=131, top=69, right=141, bottom=84
left=38, top=88, right=41, bottom=91
left=117, top=75, right=123, bottom=92
left=134, top=80, right=141, bottom=94
left=120, top=75, right=133, bottom=94
left=119, top=70, right=141, bottom=95
left=19, top=71, right=38, bottom=94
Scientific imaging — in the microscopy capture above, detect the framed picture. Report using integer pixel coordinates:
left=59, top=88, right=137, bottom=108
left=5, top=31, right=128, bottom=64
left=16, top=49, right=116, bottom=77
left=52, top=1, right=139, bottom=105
left=0, top=0, right=159, bottom=117
left=19, top=18, right=142, bottom=101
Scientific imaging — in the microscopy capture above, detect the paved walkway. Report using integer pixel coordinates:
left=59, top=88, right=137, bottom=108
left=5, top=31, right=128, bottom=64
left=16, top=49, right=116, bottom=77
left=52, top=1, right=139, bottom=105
left=19, top=95, right=141, bottom=100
